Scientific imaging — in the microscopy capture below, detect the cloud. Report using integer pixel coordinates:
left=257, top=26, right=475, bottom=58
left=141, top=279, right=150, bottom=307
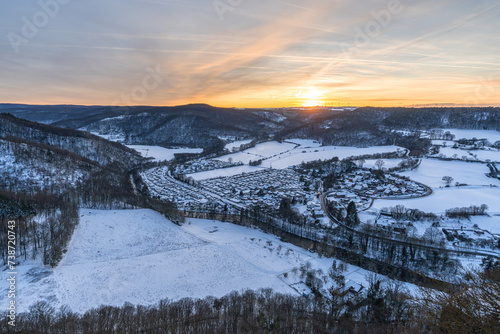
left=0, top=0, right=499, bottom=107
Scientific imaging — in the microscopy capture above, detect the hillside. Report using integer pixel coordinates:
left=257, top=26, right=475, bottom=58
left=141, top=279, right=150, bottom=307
left=5, top=104, right=499, bottom=150
left=75, top=104, right=298, bottom=150
left=0, top=113, right=142, bottom=195
left=0, top=209, right=377, bottom=314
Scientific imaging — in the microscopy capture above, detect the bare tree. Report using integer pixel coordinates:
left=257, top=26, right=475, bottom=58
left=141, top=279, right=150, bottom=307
left=442, top=176, right=454, bottom=186
left=375, top=159, right=385, bottom=170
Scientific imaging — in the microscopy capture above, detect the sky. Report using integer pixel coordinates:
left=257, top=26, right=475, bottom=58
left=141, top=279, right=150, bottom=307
left=0, top=0, right=499, bottom=108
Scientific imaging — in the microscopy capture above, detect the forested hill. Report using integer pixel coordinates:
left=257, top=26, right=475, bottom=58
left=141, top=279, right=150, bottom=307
left=376, top=107, right=500, bottom=131
left=277, top=107, right=500, bottom=147
left=1, top=104, right=301, bottom=150
left=0, top=113, right=143, bottom=195
left=2, top=104, right=499, bottom=149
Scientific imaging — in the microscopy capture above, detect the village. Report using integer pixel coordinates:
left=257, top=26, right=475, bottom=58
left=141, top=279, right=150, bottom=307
left=140, top=146, right=500, bottom=255
left=325, top=169, right=429, bottom=212
left=141, top=166, right=323, bottom=216
left=140, top=166, right=227, bottom=212
left=199, top=168, right=317, bottom=209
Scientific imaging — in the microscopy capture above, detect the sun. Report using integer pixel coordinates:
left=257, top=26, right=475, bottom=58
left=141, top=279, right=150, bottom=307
left=297, top=88, right=324, bottom=107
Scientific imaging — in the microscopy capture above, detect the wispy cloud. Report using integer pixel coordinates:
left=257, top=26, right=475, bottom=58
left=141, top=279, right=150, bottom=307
left=0, top=0, right=498, bottom=107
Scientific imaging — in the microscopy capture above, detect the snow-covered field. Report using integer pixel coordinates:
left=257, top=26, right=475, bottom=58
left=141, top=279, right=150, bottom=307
left=127, top=145, right=203, bottom=161
left=285, top=139, right=322, bottom=148
left=434, top=147, right=500, bottom=162
left=215, top=141, right=297, bottom=164
left=398, top=159, right=499, bottom=188
left=373, top=159, right=500, bottom=215
left=363, top=159, right=405, bottom=170
left=225, top=140, right=252, bottom=151
left=469, top=215, right=500, bottom=234
left=262, top=145, right=403, bottom=169
left=372, top=187, right=500, bottom=215
left=187, top=165, right=264, bottom=181
left=216, top=140, right=404, bottom=169
left=441, top=129, right=500, bottom=143
left=364, top=157, right=500, bottom=238
left=0, top=209, right=386, bottom=314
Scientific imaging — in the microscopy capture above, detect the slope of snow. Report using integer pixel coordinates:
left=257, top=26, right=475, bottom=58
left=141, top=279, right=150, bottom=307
left=1, top=209, right=393, bottom=314
left=285, top=139, right=322, bottom=148
left=216, top=141, right=404, bottom=169
left=215, top=141, right=296, bottom=164
left=263, top=145, right=403, bottom=169
left=127, top=145, right=203, bottom=161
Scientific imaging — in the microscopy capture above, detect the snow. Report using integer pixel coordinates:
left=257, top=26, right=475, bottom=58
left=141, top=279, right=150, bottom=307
left=364, top=159, right=404, bottom=169
left=434, top=147, right=500, bottom=162
left=372, top=187, right=500, bottom=214
left=1, top=209, right=400, bottom=314
left=398, top=159, right=500, bottom=188
left=431, top=140, right=455, bottom=146
left=360, top=157, right=500, bottom=243
left=215, top=141, right=295, bottom=164
left=262, top=145, right=403, bottom=169
left=186, top=165, right=264, bottom=181
left=285, top=139, right=322, bottom=148
left=469, top=215, right=500, bottom=234
left=126, top=145, right=203, bottom=161
left=225, top=140, right=252, bottom=151
left=216, top=141, right=404, bottom=169
left=441, top=129, right=500, bottom=143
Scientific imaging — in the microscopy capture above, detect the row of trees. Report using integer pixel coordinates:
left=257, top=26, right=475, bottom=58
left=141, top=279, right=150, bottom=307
left=382, top=205, right=438, bottom=222
left=2, top=267, right=499, bottom=333
left=0, top=192, right=79, bottom=267
left=445, top=204, right=489, bottom=219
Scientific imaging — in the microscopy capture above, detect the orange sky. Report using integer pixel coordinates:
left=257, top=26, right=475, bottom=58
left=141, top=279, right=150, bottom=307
left=1, top=0, right=499, bottom=108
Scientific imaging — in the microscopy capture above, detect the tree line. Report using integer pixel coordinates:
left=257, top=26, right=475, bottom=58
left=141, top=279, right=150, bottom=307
left=2, top=267, right=499, bottom=333
left=0, top=191, right=78, bottom=267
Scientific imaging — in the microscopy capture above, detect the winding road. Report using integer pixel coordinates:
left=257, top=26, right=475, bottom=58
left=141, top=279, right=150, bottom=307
left=320, top=192, right=500, bottom=260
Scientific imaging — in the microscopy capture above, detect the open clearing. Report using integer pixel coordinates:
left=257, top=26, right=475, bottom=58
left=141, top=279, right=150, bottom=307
left=1, top=209, right=383, bottom=314
left=372, top=186, right=500, bottom=215
left=399, top=159, right=500, bottom=188
left=216, top=140, right=404, bottom=169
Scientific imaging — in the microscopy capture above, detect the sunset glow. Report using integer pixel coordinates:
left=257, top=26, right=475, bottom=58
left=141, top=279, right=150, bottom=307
left=0, top=1, right=499, bottom=107
left=297, top=88, right=325, bottom=107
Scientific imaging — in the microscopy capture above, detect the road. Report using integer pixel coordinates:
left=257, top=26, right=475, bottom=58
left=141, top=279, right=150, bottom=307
left=320, top=192, right=500, bottom=260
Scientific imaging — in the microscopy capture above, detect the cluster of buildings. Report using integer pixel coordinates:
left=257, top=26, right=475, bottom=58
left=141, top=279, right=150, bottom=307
left=326, top=192, right=372, bottom=212
left=141, top=167, right=227, bottom=211
left=199, top=169, right=316, bottom=209
left=333, top=170, right=427, bottom=199
left=442, top=227, right=498, bottom=248
left=141, top=166, right=322, bottom=216
left=369, top=212, right=416, bottom=235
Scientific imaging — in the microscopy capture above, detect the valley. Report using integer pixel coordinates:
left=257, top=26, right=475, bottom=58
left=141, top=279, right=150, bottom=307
left=1, top=105, right=499, bottom=331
